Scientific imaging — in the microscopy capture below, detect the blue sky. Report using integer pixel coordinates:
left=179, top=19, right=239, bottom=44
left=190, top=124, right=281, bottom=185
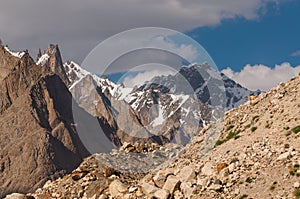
left=186, top=1, right=300, bottom=71
left=107, top=2, right=300, bottom=91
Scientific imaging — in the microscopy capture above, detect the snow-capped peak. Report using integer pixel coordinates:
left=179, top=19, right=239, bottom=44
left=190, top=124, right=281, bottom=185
left=63, top=61, right=133, bottom=99
left=64, top=61, right=90, bottom=80
left=4, top=46, right=25, bottom=58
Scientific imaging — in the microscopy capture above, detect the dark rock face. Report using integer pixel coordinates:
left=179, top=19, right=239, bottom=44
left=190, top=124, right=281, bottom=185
left=0, top=50, right=39, bottom=114
left=0, top=42, right=89, bottom=197
left=0, top=44, right=21, bottom=82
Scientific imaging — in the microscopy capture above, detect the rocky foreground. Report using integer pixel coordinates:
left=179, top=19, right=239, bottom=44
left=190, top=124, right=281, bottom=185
left=7, top=73, right=299, bottom=199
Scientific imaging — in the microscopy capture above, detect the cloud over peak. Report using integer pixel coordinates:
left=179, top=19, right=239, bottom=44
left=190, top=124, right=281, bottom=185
left=222, top=63, right=300, bottom=91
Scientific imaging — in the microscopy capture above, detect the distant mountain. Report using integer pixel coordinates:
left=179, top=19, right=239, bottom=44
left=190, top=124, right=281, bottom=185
left=145, top=63, right=260, bottom=109
left=62, top=61, right=259, bottom=149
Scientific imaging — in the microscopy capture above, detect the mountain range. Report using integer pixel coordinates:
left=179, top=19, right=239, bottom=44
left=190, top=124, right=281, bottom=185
left=5, top=45, right=299, bottom=199
left=0, top=40, right=260, bottom=197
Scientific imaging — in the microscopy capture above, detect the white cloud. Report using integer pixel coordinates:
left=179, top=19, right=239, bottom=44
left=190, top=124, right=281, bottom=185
left=121, top=63, right=177, bottom=87
left=291, top=50, right=300, bottom=57
left=82, top=29, right=202, bottom=74
left=0, top=0, right=287, bottom=62
left=149, top=36, right=198, bottom=62
left=222, top=63, right=300, bottom=91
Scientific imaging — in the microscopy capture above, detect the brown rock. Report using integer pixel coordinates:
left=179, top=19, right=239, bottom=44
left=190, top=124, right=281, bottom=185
left=217, top=163, right=228, bottom=173
left=71, top=170, right=88, bottom=181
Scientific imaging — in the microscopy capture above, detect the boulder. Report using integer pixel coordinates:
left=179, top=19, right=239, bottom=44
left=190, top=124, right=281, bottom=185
left=178, top=166, right=196, bottom=182
left=154, top=189, right=170, bottom=199
left=141, top=182, right=159, bottom=197
left=109, top=180, right=127, bottom=198
left=163, top=175, right=181, bottom=194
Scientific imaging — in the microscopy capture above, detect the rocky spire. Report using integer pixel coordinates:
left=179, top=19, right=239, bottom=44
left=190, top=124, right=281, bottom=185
left=42, top=44, right=70, bottom=86
left=36, top=48, right=42, bottom=62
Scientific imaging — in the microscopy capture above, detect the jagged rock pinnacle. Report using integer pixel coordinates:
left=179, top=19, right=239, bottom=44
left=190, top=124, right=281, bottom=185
left=42, top=44, right=70, bottom=86
left=36, top=48, right=42, bottom=62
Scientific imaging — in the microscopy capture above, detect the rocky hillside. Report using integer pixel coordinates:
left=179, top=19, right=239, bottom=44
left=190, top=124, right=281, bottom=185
left=17, top=70, right=300, bottom=198
left=0, top=43, right=90, bottom=197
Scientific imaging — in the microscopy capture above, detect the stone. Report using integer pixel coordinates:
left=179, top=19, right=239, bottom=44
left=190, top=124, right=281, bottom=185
left=141, top=182, right=159, bottom=197
left=234, top=188, right=240, bottom=195
left=218, top=168, right=229, bottom=182
left=4, top=193, right=29, bottom=199
left=208, top=184, right=222, bottom=191
left=277, top=152, right=290, bottom=161
left=109, top=180, right=127, bottom=198
left=173, top=190, right=184, bottom=199
left=163, top=175, right=181, bottom=194
left=178, top=166, right=196, bottom=182
left=253, top=162, right=260, bottom=169
left=153, top=172, right=167, bottom=188
left=154, top=189, right=170, bottom=199
left=214, top=179, right=222, bottom=185
left=197, top=177, right=208, bottom=187
left=294, top=182, right=300, bottom=188
left=135, top=187, right=144, bottom=197
left=129, top=187, right=138, bottom=193
left=201, top=162, right=214, bottom=176
left=228, top=163, right=235, bottom=173
left=180, top=181, right=194, bottom=198
left=98, top=194, right=107, bottom=199
left=104, top=167, right=115, bottom=177
left=71, top=170, right=88, bottom=181
left=217, top=163, right=228, bottom=173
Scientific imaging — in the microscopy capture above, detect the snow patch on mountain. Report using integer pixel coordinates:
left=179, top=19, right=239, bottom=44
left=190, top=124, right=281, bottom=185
left=151, top=104, right=164, bottom=127
left=63, top=61, right=134, bottom=100
left=4, top=46, right=25, bottom=58
left=36, top=54, right=50, bottom=65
